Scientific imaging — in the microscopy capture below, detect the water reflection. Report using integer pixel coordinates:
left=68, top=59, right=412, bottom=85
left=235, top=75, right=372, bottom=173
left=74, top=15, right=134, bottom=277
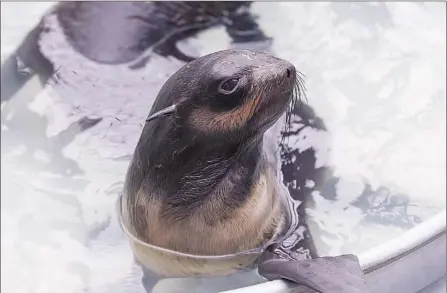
left=1, top=2, right=445, bottom=293
left=262, top=1, right=445, bottom=256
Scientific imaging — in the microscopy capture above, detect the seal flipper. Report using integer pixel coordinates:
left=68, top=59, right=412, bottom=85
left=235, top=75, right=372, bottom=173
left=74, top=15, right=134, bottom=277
left=258, top=253, right=369, bottom=293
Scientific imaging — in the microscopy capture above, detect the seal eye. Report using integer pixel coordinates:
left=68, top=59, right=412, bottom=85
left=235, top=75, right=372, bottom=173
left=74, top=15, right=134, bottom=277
left=219, top=78, right=239, bottom=95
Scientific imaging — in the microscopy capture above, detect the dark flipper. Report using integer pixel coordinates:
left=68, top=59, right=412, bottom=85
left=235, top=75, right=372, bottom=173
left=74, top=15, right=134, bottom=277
left=258, top=254, right=369, bottom=293
left=259, top=249, right=369, bottom=293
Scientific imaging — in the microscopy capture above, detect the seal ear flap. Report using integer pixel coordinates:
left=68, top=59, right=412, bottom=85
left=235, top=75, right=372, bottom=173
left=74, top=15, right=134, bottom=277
left=145, top=104, right=177, bottom=123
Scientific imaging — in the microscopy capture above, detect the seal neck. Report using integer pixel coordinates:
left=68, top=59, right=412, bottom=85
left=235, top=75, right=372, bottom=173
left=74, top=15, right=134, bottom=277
left=128, top=123, right=266, bottom=221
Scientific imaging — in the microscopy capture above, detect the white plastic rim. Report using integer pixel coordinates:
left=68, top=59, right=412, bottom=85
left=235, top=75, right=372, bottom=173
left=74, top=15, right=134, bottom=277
left=220, top=209, right=447, bottom=293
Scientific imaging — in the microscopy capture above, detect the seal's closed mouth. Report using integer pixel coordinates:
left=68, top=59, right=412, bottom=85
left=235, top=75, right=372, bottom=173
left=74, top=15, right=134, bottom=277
left=254, top=69, right=306, bottom=132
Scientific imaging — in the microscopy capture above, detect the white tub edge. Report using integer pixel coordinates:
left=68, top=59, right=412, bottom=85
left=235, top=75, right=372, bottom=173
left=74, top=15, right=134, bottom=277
left=221, top=209, right=447, bottom=293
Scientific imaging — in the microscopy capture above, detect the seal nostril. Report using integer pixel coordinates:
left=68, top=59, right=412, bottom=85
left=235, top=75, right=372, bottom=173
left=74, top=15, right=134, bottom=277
left=286, top=65, right=297, bottom=78
left=286, top=65, right=296, bottom=78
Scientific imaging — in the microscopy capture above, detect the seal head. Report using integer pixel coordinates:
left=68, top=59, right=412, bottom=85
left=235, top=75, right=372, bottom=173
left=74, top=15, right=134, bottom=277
left=147, top=49, right=298, bottom=134
left=121, top=49, right=303, bottom=277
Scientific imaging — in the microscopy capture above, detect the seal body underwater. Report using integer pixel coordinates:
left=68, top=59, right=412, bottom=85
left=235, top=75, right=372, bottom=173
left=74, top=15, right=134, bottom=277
left=1, top=1, right=269, bottom=102
left=119, top=49, right=303, bottom=284
left=56, top=1, right=269, bottom=67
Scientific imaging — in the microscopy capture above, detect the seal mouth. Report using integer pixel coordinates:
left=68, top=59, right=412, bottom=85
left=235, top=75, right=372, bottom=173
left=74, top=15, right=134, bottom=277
left=253, top=65, right=306, bottom=132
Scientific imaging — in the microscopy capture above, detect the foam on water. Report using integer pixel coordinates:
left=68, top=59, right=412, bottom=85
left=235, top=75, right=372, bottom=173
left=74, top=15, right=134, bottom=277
left=1, top=2, right=446, bottom=293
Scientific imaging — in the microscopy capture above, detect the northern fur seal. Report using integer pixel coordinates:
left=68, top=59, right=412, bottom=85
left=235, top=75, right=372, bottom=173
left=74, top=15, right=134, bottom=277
left=118, top=49, right=371, bottom=293
left=118, top=48, right=304, bottom=279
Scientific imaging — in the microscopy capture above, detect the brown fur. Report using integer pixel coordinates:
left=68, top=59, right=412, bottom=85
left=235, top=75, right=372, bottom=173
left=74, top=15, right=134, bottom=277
left=119, top=166, right=289, bottom=277
left=119, top=49, right=299, bottom=278
left=188, top=93, right=261, bottom=133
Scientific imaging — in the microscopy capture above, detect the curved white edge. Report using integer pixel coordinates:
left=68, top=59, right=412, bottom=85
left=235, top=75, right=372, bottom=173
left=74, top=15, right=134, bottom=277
left=221, top=279, right=293, bottom=293
left=221, top=209, right=447, bottom=293
left=360, top=209, right=446, bottom=271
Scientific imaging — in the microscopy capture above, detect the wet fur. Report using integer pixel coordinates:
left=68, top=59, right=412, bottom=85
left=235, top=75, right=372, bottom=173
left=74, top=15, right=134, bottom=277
left=122, top=50, right=300, bottom=276
left=189, top=94, right=262, bottom=133
left=124, top=159, right=288, bottom=253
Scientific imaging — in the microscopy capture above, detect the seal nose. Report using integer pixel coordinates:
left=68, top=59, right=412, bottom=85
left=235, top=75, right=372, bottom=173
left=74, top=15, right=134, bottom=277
left=285, top=64, right=296, bottom=79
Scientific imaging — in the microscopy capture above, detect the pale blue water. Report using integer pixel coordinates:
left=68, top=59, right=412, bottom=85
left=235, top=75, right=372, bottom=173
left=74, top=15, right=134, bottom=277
left=1, top=2, right=446, bottom=293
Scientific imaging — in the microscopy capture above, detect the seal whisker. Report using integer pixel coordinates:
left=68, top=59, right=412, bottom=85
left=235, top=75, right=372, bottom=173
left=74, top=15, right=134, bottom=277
left=145, top=104, right=177, bottom=123
left=279, top=72, right=307, bottom=150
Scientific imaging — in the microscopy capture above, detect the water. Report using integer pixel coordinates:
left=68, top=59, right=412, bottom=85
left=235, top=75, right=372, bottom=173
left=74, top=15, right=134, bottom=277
left=1, top=2, right=446, bottom=293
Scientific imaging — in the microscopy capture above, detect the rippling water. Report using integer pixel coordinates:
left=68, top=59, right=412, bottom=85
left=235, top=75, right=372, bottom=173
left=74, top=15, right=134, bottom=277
left=1, top=2, right=446, bottom=293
